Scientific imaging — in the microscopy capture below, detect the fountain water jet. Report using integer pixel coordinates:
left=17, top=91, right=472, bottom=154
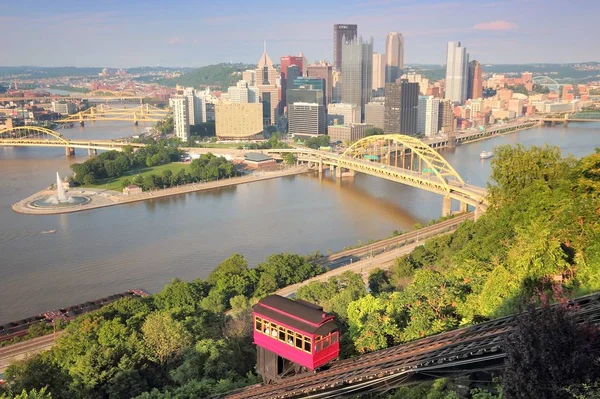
left=29, top=172, right=91, bottom=208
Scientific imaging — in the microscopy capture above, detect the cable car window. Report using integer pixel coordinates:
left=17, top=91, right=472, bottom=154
left=331, top=332, right=338, bottom=344
left=323, top=335, right=330, bottom=348
left=271, top=324, right=278, bottom=337
left=286, top=329, right=294, bottom=345
left=316, top=340, right=322, bottom=352
left=295, top=333, right=303, bottom=349
left=304, top=337, right=311, bottom=353
left=255, top=317, right=262, bottom=331
left=278, top=327, right=286, bottom=341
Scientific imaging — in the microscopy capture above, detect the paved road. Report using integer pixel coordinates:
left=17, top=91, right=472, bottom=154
left=0, top=332, right=64, bottom=373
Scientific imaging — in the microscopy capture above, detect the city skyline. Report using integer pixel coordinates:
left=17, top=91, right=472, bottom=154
left=0, top=0, right=598, bottom=67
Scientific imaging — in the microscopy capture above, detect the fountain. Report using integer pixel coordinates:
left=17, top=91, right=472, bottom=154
left=29, top=172, right=90, bottom=208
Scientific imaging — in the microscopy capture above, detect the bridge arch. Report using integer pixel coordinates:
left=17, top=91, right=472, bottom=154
left=341, top=134, right=465, bottom=192
left=0, top=126, right=69, bottom=143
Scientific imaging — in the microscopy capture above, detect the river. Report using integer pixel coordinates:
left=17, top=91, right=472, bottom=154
left=1, top=122, right=599, bottom=323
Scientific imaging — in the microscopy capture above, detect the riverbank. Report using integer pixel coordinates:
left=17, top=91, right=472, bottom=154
left=459, top=122, right=540, bottom=145
left=12, top=166, right=309, bottom=215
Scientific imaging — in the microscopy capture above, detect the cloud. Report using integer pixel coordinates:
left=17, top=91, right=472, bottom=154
left=472, top=20, right=518, bottom=31
left=168, top=37, right=182, bottom=45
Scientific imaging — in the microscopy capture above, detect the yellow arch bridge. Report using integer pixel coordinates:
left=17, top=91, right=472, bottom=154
left=0, top=126, right=144, bottom=156
left=266, top=134, right=489, bottom=217
left=55, top=104, right=169, bottom=126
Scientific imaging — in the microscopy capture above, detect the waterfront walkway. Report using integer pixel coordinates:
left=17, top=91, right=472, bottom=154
left=12, top=166, right=309, bottom=215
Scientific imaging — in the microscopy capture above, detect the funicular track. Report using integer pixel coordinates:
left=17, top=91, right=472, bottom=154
left=223, top=293, right=600, bottom=398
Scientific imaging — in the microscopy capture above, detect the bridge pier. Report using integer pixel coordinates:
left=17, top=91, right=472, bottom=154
left=79, top=121, right=85, bottom=127
left=442, top=195, right=452, bottom=217
left=459, top=201, right=468, bottom=213
left=335, top=165, right=342, bottom=178
left=65, top=147, right=75, bottom=156
left=318, top=159, right=323, bottom=175
left=88, top=148, right=97, bottom=156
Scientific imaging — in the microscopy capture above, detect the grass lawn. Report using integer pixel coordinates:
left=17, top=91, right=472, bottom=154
left=84, top=163, right=192, bottom=191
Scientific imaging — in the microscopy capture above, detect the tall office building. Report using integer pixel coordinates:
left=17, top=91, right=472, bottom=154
left=384, top=80, right=419, bottom=135
left=255, top=43, right=280, bottom=125
left=280, top=56, right=304, bottom=108
left=365, top=99, right=385, bottom=129
left=333, top=24, right=358, bottom=71
left=385, top=32, right=404, bottom=83
left=341, top=36, right=373, bottom=121
left=417, top=95, right=440, bottom=137
left=445, top=41, right=469, bottom=104
left=438, top=99, right=455, bottom=133
left=293, top=77, right=326, bottom=105
left=332, top=70, right=342, bottom=103
left=227, top=80, right=259, bottom=103
left=372, top=52, right=385, bottom=90
left=327, top=103, right=360, bottom=126
left=307, top=62, right=333, bottom=105
left=171, top=95, right=190, bottom=142
left=288, top=102, right=326, bottom=138
left=242, top=70, right=256, bottom=86
left=467, top=60, right=482, bottom=100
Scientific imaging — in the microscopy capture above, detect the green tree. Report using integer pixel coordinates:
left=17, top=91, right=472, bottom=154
left=0, top=388, right=53, bottom=399
left=283, top=153, right=297, bottom=165
left=142, top=312, right=192, bottom=365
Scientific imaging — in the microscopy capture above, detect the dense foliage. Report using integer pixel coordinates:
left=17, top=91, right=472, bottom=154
left=0, top=253, right=323, bottom=399
left=70, top=143, right=181, bottom=185
left=304, top=135, right=330, bottom=149
left=159, top=63, right=254, bottom=89
left=122, top=153, right=238, bottom=191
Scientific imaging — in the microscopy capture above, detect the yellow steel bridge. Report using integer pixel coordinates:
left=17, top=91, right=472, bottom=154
left=55, top=104, right=169, bottom=125
left=0, top=126, right=144, bottom=156
left=266, top=134, right=489, bottom=216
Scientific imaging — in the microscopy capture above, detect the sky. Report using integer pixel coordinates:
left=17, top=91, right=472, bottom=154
left=0, top=0, right=597, bottom=68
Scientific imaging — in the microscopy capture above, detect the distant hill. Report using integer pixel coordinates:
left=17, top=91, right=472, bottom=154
left=408, top=62, right=600, bottom=83
left=159, top=63, right=255, bottom=89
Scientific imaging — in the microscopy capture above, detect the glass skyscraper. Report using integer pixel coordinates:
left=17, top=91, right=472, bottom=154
left=341, top=36, right=373, bottom=122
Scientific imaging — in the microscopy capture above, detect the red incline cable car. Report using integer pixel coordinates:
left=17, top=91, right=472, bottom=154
left=253, top=295, right=340, bottom=383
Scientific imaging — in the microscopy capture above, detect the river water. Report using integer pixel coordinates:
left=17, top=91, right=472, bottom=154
left=1, top=122, right=599, bottom=323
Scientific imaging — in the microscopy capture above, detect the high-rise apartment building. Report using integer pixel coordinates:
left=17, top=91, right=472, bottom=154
left=307, top=62, right=333, bottom=105
left=288, top=102, right=326, bottom=138
left=385, top=32, right=404, bottom=83
left=417, top=95, right=440, bottom=137
left=171, top=95, right=190, bottom=142
left=365, top=99, right=385, bottom=129
left=384, top=80, right=419, bottom=135
left=280, top=56, right=304, bottom=109
left=372, top=52, right=385, bottom=90
left=215, top=103, right=263, bottom=139
left=467, top=60, right=482, bottom=100
left=445, top=41, right=469, bottom=104
left=333, top=24, right=358, bottom=71
left=181, top=87, right=205, bottom=125
left=327, top=103, right=360, bottom=126
left=341, top=36, right=373, bottom=121
left=438, top=99, right=455, bottom=133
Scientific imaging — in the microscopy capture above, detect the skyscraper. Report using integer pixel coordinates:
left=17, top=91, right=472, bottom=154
left=467, top=60, right=482, bottom=100
left=280, top=56, right=304, bottom=108
left=384, top=80, right=419, bottom=135
left=307, top=62, right=333, bottom=105
left=333, top=24, right=358, bottom=71
left=372, top=52, right=385, bottom=90
left=341, top=36, right=373, bottom=121
left=385, top=32, right=404, bottom=83
left=438, top=99, right=455, bottom=133
left=417, top=95, right=440, bottom=136
left=171, top=95, right=189, bottom=142
left=288, top=103, right=326, bottom=138
left=445, top=41, right=469, bottom=104
left=255, top=43, right=280, bottom=125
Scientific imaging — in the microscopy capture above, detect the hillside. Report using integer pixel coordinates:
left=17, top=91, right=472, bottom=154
left=159, top=63, right=255, bottom=89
